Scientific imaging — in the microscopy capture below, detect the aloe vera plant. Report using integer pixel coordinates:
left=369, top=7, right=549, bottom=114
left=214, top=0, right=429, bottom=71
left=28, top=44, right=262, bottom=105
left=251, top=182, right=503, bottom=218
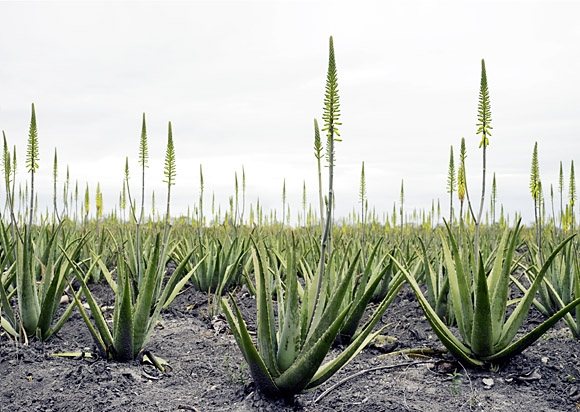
left=393, top=220, right=580, bottom=367
left=65, top=120, right=206, bottom=366
left=222, top=36, right=405, bottom=398
left=0, top=106, right=85, bottom=341
left=222, top=238, right=403, bottom=398
left=66, top=233, right=203, bottom=364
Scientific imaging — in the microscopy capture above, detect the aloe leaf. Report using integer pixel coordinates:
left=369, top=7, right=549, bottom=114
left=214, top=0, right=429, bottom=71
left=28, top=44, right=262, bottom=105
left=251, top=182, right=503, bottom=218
left=113, top=260, right=134, bottom=361
left=441, top=225, right=473, bottom=346
left=49, top=256, right=96, bottom=339
left=301, top=250, right=359, bottom=354
left=484, top=296, right=580, bottom=364
left=0, top=263, right=17, bottom=333
left=221, top=296, right=280, bottom=397
left=64, top=261, right=113, bottom=354
left=470, top=256, right=492, bottom=357
left=161, top=252, right=206, bottom=310
left=306, top=273, right=406, bottom=390
left=133, top=233, right=162, bottom=355
left=486, top=223, right=514, bottom=344
left=419, top=239, right=438, bottom=308
left=277, top=241, right=301, bottom=372
left=36, top=238, right=83, bottom=340
left=66, top=279, right=107, bottom=354
left=542, top=277, right=579, bottom=337
left=299, top=257, right=314, bottom=343
left=1, top=315, right=19, bottom=338
left=252, top=243, right=280, bottom=377
left=16, top=234, right=40, bottom=336
left=339, top=239, right=384, bottom=341
left=574, top=247, right=580, bottom=335
left=307, top=252, right=331, bottom=338
left=497, top=234, right=575, bottom=350
left=94, top=254, right=118, bottom=293
left=274, top=302, right=352, bottom=393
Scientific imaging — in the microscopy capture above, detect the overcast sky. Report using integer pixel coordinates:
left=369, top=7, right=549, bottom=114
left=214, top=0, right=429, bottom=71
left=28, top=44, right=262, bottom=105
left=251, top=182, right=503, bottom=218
left=1, top=1, right=579, bottom=226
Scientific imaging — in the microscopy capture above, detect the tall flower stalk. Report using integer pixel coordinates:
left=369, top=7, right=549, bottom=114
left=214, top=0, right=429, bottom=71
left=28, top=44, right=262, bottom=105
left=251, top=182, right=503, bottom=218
left=473, top=59, right=492, bottom=268
left=447, top=145, right=456, bottom=224
left=26, top=103, right=39, bottom=234
left=313, top=118, right=324, bottom=229
left=314, top=35, right=341, bottom=321
left=136, top=113, right=148, bottom=284
left=530, top=141, right=542, bottom=262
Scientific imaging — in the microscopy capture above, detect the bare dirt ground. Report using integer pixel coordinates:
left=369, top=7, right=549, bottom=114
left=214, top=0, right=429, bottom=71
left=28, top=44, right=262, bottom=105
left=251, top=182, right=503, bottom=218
left=2, top=283, right=580, bottom=412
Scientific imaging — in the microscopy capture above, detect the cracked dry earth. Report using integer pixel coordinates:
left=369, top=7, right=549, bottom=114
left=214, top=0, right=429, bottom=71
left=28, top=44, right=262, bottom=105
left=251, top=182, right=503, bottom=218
left=1, top=283, right=580, bottom=412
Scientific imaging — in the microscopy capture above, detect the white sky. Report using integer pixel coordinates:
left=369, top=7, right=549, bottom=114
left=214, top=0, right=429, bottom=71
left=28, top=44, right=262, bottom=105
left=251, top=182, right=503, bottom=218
left=1, top=1, right=579, bottom=225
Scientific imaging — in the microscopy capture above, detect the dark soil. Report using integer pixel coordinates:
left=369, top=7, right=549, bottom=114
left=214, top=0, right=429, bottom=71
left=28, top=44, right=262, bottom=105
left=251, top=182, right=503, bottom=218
left=2, top=283, right=580, bottom=412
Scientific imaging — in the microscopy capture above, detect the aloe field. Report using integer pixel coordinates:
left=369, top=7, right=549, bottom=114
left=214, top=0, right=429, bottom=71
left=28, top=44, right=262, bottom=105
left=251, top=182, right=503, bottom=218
left=2, top=37, right=580, bottom=412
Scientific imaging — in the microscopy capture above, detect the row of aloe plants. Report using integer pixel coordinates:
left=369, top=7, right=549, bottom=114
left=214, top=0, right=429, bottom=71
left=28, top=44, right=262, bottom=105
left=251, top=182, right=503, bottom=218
left=1, top=36, right=580, bottom=404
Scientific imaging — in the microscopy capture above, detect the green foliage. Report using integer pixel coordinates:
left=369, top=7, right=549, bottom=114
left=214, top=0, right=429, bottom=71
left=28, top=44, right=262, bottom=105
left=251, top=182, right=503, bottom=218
left=222, top=238, right=402, bottom=398
left=419, top=237, right=453, bottom=325
left=393, top=220, right=580, bottom=367
left=520, top=238, right=580, bottom=338
left=0, top=222, right=86, bottom=340
left=67, top=232, right=203, bottom=364
left=173, top=230, right=245, bottom=315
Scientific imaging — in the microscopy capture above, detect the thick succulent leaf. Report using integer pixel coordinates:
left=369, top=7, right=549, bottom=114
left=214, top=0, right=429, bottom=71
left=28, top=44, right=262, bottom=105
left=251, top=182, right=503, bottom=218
left=575, top=251, right=580, bottom=333
left=252, top=243, right=280, bottom=377
left=0, top=314, right=18, bottom=338
left=161, top=252, right=206, bottom=309
left=63, top=253, right=113, bottom=354
left=42, top=253, right=96, bottom=341
left=133, top=234, right=162, bottom=355
left=16, top=236, right=40, bottom=336
left=300, top=251, right=358, bottom=356
left=113, top=261, right=135, bottom=361
left=274, top=303, right=352, bottom=393
left=277, top=242, right=301, bottom=372
left=306, top=273, right=406, bottom=390
left=513, top=270, right=579, bottom=338
left=339, top=239, right=384, bottom=341
left=486, top=223, right=515, bottom=345
left=441, top=225, right=473, bottom=346
left=94, top=254, right=118, bottom=293
left=485, top=296, right=580, bottom=364
left=0, top=263, right=17, bottom=333
left=419, top=239, right=438, bottom=308
left=470, top=257, right=493, bottom=357
left=221, top=297, right=280, bottom=397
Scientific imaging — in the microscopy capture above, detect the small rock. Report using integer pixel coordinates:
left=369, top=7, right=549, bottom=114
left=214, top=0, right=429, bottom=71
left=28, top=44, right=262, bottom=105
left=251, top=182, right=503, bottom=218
left=541, top=356, right=549, bottom=364
left=482, top=378, right=494, bottom=388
